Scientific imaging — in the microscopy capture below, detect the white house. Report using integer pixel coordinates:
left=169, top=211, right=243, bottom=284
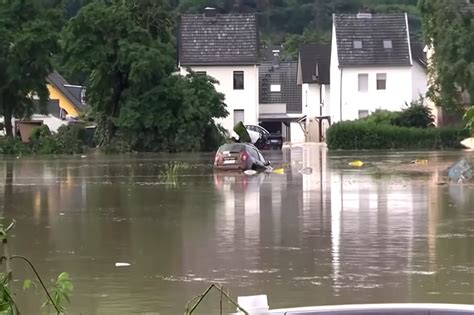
left=177, top=8, right=259, bottom=134
left=297, top=43, right=331, bottom=141
left=330, top=12, right=428, bottom=122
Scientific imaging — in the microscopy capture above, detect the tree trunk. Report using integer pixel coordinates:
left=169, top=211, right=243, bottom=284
left=4, top=103, right=13, bottom=138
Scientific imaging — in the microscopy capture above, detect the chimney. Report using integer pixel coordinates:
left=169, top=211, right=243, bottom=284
left=204, top=7, right=217, bottom=17
left=357, top=7, right=372, bottom=18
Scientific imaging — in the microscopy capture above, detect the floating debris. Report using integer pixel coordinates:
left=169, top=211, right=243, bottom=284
left=243, top=170, right=258, bottom=176
left=448, top=159, right=473, bottom=183
left=299, top=167, right=313, bottom=175
left=411, top=159, right=428, bottom=165
left=115, top=262, right=131, bottom=267
left=349, top=160, right=364, bottom=167
left=461, top=137, right=474, bottom=149
left=272, top=168, right=285, bottom=175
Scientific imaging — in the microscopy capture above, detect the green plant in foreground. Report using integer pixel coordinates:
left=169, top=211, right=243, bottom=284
left=42, top=272, right=74, bottom=314
left=0, top=219, right=73, bottom=314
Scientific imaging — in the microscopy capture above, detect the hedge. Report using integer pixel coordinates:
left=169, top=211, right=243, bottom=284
left=326, top=121, right=470, bottom=150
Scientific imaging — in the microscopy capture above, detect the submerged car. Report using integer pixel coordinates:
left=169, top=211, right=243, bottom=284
left=214, top=143, right=270, bottom=171
left=245, top=124, right=283, bottom=150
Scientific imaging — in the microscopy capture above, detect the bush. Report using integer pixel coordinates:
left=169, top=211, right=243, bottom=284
left=0, top=137, right=30, bottom=155
left=1, top=124, right=87, bottom=155
left=391, top=99, right=435, bottom=128
left=361, top=109, right=401, bottom=125
left=327, top=120, right=470, bottom=150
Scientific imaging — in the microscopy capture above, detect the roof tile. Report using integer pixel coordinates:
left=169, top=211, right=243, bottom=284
left=334, top=13, right=411, bottom=67
left=179, top=13, right=258, bottom=66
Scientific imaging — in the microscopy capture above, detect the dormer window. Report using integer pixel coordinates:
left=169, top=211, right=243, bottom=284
left=353, top=40, right=363, bottom=49
left=80, top=88, right=86, bottom=104
left=383, top=40, right=393, bottom=49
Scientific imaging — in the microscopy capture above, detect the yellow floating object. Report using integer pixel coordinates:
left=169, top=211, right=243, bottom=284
left=349, top=160, right=364, bottom=167
left=414, top=159, right=428, bottom=165
left=272, top=168, right=285, bottom=175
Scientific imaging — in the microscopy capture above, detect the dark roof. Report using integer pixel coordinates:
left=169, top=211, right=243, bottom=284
left=47, top=71, right=85, bottom=110
left=410, top=42, right=427, bottom=68
left=334, top=13, right=411, bottom=67
left=298, top=43, right=331, bottom=84
left=259, top=61, right=302, bottom=113
left=259, top=45, right=293, bottom=62
left=178, top=13, right=258, bottom=66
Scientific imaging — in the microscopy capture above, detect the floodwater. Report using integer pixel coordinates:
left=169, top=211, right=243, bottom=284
left=0, top=146, right=473, bottom=314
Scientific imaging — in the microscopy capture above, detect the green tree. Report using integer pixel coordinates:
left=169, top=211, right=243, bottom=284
left=61, top=0, right=175, bottom=145
left=419, top=0, right=473, bottom=111
left=0, top=0, right=61, bottom=137
left=62, top=0, right=228, bottom=151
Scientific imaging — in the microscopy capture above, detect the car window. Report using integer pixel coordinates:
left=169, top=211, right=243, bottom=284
left=247, top=147, right=259, bottom=160
left=218, top=144, right=245, bottom=153
left=257, top=151, right=266, bottom=163
left=256, top=126, right=270, bottom=135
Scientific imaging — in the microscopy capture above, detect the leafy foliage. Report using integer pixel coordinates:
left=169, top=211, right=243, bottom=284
left=0, top=124, right=87, bottom=155
left=0, top=0, right=62, bottom=137
left=42, top=272, right=73, bottom=314
left=326, top=120, right=469, bottom=150
left=419, top=0, right=473, bottom=111
left=0, top=219, right=73, bottom=314
left=464, top=106, right=474, bottom=135
left=360, top=109, right=401, bottom=125
left=391, top=99, right=435, bottom=128
left=62, top=1, right=227, bottom=152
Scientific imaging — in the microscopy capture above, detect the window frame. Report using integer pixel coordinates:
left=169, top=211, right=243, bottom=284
left=358, top=110, right=369, bottom=119
left=383, top=40, right=393, bottom=49
left=353, top=40, right=363, bottom=49
left=233, top=71, right=244, bottom=90
left=376, top=73, right=387, bottom=90
left=358, top=73, right=369, bottom=92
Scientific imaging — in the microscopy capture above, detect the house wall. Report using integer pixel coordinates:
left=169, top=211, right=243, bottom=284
left=331, top=66, right=414, bottom=122
left=330, top=24, right=342, bottom=123
left=412, top=62, right=428, bottom=101
left=302, top=83, right=320, bottom=117
left=31, top=115, right=68, bottom=133
left=180, top=65, right=259, bottom=133
left=47, top=84, right=80, bottom=117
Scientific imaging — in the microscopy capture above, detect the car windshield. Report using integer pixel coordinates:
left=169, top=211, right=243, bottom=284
left=218, top=144, right=245, bottom=153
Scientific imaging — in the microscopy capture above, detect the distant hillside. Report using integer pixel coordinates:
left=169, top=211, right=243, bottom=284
left=63, top=0, right=422, bottom=59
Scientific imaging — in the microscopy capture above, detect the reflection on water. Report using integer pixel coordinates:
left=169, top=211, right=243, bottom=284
left=0, top=149, right=473, bottom=314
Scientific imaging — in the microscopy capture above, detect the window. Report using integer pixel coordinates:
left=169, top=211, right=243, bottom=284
left=234, top=109, right=244, bottom=126
left=376, top=73, right=387, bottom=90
left=358, top=73, right=368, bottom=92
left=358, top=110, right=369, bottom=118
left=233, top=71, right=244, bottom=90
left=195, top=71, right=207, bottom=77
left=270, top=84, right=281, bottom=92
left=383, top=40, right=393, bottom=49
left=80, top=89, right=86, bottom=104
left=353, top=40, right=363, bottom=49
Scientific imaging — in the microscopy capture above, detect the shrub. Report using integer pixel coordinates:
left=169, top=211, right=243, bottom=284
left=361, top=109, right=401, bottom=125
left=391, top=99, right=435, bottom=128
left=0, top=137, right=30, bottom=155
left=1, top=124, right=87, bottom=155
left=327, top=120, right=470, bottom=150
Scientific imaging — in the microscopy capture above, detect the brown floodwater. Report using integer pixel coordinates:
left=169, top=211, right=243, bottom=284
left=0, top=146, right=473, bottom=314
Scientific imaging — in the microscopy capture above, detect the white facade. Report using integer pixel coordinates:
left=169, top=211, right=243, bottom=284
left=330, top=24, right=428, bottom=123
left=30, top=115, right=68, bottom=132
left=179, top=65, right=259, bottom=133
left=301, top=83, right=331, bottom=117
